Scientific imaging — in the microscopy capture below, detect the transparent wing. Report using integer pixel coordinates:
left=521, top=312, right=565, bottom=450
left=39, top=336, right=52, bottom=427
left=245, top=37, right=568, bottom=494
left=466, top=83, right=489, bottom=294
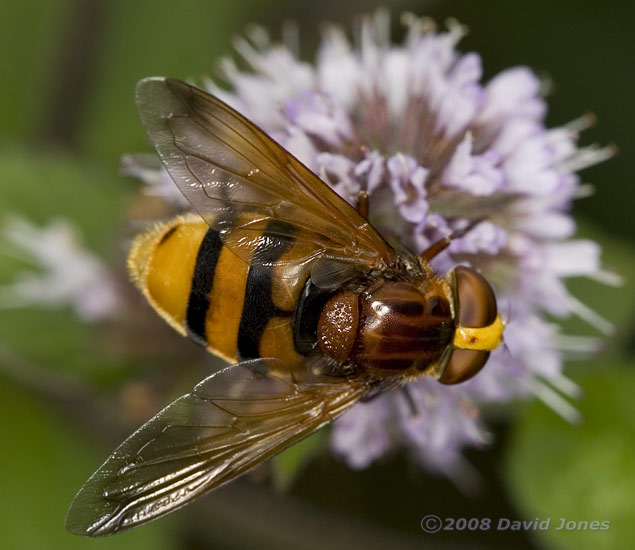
left=135, top=77, right=397, bottom=271
left=65, top=358, right=368, bottom=537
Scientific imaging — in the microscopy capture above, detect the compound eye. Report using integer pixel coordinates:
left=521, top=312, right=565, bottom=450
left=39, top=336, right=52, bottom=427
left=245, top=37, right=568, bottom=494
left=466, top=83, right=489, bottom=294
left=453, top=266, right=498, bottom=328
left=439, top=349, right=489, bottom=385
left=439, top=266, right=498, bottom=385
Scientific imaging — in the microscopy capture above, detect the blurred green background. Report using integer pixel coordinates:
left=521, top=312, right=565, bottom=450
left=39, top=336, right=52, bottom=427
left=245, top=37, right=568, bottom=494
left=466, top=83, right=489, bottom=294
left=1, top=0, right=633, bottom=549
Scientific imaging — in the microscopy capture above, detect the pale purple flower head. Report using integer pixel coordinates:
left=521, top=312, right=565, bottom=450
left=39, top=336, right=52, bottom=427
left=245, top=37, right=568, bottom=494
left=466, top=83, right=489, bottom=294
left=387, top=154, right=429, bottom=223
left=0, top=216, right=121, bottom=321
left=33, top=10, right=615, bottom=479
left=186, top=10, right=615, bottom=477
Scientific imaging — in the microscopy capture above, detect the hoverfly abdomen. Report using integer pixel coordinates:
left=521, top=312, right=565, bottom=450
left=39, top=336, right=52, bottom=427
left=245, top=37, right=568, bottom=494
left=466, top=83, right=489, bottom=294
left=128, top=213, right=309, bottom=366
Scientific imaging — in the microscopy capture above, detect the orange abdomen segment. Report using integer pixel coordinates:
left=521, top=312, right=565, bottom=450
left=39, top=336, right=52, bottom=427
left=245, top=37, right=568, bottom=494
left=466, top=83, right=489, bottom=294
left=127, top=214, right=246, bottom=362
left=128, top=215, right=207, bottom=335
left=128, top=214, right=309, bottom=367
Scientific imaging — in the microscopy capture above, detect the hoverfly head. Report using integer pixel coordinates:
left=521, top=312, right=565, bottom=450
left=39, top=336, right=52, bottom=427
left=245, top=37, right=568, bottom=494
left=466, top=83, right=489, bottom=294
left=439, top=266, right=503, bottom=385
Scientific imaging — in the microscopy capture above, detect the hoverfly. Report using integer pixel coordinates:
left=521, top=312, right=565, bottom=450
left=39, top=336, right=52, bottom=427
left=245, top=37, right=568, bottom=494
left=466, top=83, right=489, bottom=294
left=66, top=77, right=504, bottom=536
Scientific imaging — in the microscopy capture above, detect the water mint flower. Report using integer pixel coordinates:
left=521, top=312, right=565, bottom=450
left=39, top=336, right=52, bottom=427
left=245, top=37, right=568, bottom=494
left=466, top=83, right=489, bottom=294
left=387, top=154, right=429, bottom=223
left=0, top=216, right=121, bottom=321
left=443, top=133, right=504, bottom=196
left=111, top=11, right=619, bottom=477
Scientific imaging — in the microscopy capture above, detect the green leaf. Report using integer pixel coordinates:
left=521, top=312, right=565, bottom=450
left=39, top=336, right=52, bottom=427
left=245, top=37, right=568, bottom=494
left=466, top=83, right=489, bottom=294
left=0, top=145, right=130, bottom=251
left=0, top=378, right=175, bottom=549
left=0, top=0, right=73, bottom=140
left=75, top=0, right=261, bottom=162
left=0, top=147, right=134, bottom=379
left=271, top=429, right=330, bottom=491
left=505, top=364, right=635, bottom=550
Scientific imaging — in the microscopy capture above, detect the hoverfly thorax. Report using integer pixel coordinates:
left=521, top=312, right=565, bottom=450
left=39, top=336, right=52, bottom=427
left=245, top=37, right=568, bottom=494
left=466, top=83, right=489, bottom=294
left=315, top=262, right=503, bottom=384
left=317, top=276, right=456, bottom=376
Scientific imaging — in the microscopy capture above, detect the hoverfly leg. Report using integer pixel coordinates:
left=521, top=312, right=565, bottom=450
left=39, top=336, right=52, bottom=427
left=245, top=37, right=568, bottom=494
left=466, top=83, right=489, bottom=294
left=400, top=386, right=419, bottom=417
left=419, top=218, right=486, bottom=262
left=356, top=189, right=369, bottom=219
left=360, top=377, right=403, bottom=402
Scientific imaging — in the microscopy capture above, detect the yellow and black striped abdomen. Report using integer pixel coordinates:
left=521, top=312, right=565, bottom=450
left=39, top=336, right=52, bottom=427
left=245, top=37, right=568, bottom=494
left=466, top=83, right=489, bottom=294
left=128, top=214, right=308, bottom=366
